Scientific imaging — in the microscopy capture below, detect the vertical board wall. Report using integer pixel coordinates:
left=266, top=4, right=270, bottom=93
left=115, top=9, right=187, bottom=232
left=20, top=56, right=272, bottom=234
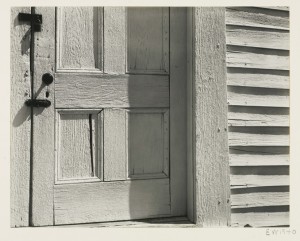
left=225, top=7, right=290, bottom=227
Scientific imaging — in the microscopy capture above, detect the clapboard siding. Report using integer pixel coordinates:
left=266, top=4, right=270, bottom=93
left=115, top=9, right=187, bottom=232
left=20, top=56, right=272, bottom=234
left=225, top=7, right=289, bottom=228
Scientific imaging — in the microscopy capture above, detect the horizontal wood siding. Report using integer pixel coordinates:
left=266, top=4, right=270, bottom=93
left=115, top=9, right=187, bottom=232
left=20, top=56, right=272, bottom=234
left=225, top=7, right=289, bottom=228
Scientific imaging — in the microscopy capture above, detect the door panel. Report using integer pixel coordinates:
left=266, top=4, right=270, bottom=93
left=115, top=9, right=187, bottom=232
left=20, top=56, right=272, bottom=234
left=56, top=7, right=103, bottom=72
left=32, top=7, right=187, bottom=226
left=127, top=109, right=169, bottom=179
left=55, top=109, right=103, bottom=184
left=127, top=7, right=169, bottom=74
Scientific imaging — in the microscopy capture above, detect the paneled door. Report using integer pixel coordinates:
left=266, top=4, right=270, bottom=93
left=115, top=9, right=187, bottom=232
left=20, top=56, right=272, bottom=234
left=30, top=7, right=187, bottom=226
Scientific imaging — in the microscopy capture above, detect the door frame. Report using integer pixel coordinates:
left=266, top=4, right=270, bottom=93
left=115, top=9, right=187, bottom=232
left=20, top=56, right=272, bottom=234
left=10, top=7, right=231, bottom=227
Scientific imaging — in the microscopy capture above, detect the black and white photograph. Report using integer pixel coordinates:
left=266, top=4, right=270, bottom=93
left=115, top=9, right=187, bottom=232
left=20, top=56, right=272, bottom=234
left=2, top=0, right=300, bottom=240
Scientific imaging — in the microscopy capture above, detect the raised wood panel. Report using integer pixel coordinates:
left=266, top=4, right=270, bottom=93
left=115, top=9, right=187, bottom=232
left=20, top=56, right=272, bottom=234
left=55, top=74, right=169, bottom=108
left=56, top=110, right=103, bottom=183
left=54, top=179, right=170, bottom=225
left=227, top=69, right=289, bottom=89
left=226, top=8, right=289, bottom=30
left=231, top=192, right=289, bottom=208
left=127, top=109, right=169, bottom=179
left=56, top=7, right=103, bottom=71
left=226, top=47, right=289, bottom=70
left=230, top=175, right=289, bottom=189
left=226, top=26, right=289, bottom=50
left=229, top=154, right=289, bottom=166
left=227, top=87, right=289, bottom=107
left=231, top=212, right=289, bottom=227
left=127, top=7, right=169, bottom=74
left=229, top=132, right=289, bottom=146
left=104, top=109, right=126, bottom=181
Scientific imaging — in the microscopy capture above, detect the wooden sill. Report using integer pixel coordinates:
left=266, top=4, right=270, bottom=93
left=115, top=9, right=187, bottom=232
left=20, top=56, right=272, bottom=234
left=52, top=217, right=196, bottom=228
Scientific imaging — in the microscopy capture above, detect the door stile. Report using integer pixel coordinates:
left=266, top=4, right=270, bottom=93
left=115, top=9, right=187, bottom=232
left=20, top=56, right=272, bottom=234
left=31, top=7, right=56, bottom=226
left=169, top=7, right=187, bottom=216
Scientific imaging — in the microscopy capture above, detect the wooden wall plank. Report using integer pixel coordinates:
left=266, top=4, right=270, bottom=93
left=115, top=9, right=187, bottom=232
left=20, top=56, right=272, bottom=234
left=31, top=7, right=55, bottom=226
left=228, top=111, right=289, bottom=127
left=226, top=48, right=289, bottom=70
left=231, top=192, right=289, bottom=208
left=226, top=26, right=289, bottom=50
left=170, top=7, right=187, bottom=216
left=229, top=154, right=289, bottom=166
left=229, top=132, right=289, bottom=146
left=55, top=74, right=169, bottom=108
left=104, top=109, right=126, bottom=181
left=226, top=7, right=290, bottom=228
left=227, top=70, right=289, bottom=89
left=104, top=7, right=126, bottom=74
left=226, top=8, right=289, bottom=30
left=191, top=7, right=231, bottom=226
left=230, top=175, right=289, bottom=188
left=10, top=7, right=31, bottom=227
left=227, top=89, right=289, bottom=107
left=231, top=212, right=289, bottom=227
left=54, top=179, right=170, bottom=225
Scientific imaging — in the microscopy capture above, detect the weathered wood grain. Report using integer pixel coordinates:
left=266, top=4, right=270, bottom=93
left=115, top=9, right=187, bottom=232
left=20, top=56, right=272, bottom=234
left=192, top=7, right=231, bottom=226
left=57, top=112, right=97, bottom=180
left=227, top=69, right=289, bottom=89
left=229, top=154, right=289, bottom=166
left=226, top=8, right=289, bottom=30
left=57, top=7, right=103, bottom=71
left=104, top=7, right=126, bottom=74
left=127, top=109, right=169, bottom=179
left=55, top=74, right=169, bottom=108
left=54, top=179, right=170, bottom=225
left=127, top=7, right=169, bottom=74
left=231, top=192, right=289, bottom=208
left=10, top=7, right=31, bottom=227
left=104, top=109, right=127, bottom=181
left=31, top=7, right=55, bottom=226
left=229, top=132, right=289, bottom=146
left=226, top=26, right=289, bottom=50
left=228, top=110, right=289, bottom=127
left=230, top=175, right=289, bottom=189
left=226, top=6, right=290, bottom=229
left=226, top=47, right=289, bottom=70
left=227, top=87, right=289, bottom=107
left=170, top=7, right=187, bottom=217
left=231, top=212, right=289, bottom=227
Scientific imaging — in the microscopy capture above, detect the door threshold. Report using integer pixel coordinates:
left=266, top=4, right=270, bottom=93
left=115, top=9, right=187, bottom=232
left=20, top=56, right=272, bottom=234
left=52, top=216, right=196, bottom=228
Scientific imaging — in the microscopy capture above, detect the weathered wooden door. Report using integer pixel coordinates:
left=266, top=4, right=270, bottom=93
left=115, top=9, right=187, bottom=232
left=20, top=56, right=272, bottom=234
left=31, top=7, right=187, bottom=226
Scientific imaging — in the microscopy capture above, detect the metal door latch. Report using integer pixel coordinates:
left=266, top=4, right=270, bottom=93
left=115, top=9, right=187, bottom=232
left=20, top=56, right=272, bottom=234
left=25, top=99, right=51, bottom=108
left=18, top=12, right=43, bottom=32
